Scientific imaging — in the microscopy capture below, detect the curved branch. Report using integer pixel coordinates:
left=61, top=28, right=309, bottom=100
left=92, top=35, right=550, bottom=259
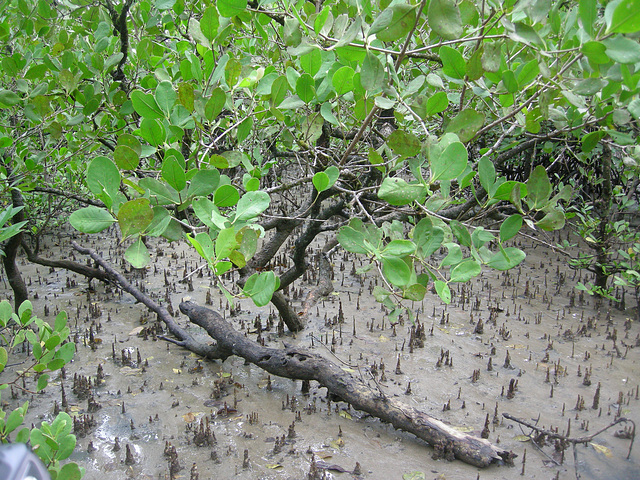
left=71, top=241, right=223, bottom=359
left=21, top=239, right=111, bottom=282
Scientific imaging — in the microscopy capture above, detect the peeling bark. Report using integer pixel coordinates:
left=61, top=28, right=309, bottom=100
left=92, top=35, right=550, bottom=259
left=179, top=301, right=516, bottom=469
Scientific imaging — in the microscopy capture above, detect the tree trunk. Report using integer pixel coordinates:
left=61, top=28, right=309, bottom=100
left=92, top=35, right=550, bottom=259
left=2, top=188, right=28, bottom=311
left=179, top=301, right=516, bottom=469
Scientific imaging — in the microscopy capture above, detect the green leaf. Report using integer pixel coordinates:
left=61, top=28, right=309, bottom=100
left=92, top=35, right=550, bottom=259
left=374, top=4, right=417, bottom=42
left=155, top=81, right=176, bottom=116
left=118, top=198, right=154, bottom=238
left=69, top=207, right=116, bottom=233
left=582, top=131, right=605, bottom=153
left=140, top=117, right=166, bottom=146
left=381, top=240, right=416, bottom=257
left=161, top=156, right=186, bottom=192
left=482, top=41, right=502, bottom=72
left=270, top=75, right=289, bottom=107
left=414, top=221, right=444, bottom=257
left=581, top=41, right=610, bottom=64
left=56, top=434, right=78, bottom=461
left=313, top=172, right=329, bottom=192
left=332, top=66, right=355, bottom=95
left=361, top=52, right=385, bottom=91
left=217, top=0, right=247, bottom=17
left=6, top=406, right=26, bottom=433
left=187, top=169, right=220, bottom=198
left=124, top=238, right=151, bottom=268
left=500, top=214, right=522, bottom=242
left=428, top=0, right=463, bottom=40
left=526, top=165, right=551, bottom=209
left=440, top=46, right=466, bottom=79
left=382, top=256, right=411, bottom=287
left=36, top=373, right=49, bottom=392
left=139, top=178, right=180, bottom=204
left=471, top=227, right=494, bottom=248
left=243, top=271, right=279, bottom=307
left=445, top=109, right=484, bottom=142
left=300, top=49, right=322, bottom=76
left=607, top=0, right=640, bottom=34
left=296, top=73, right=316, bottom=103
left=234, top=191, right=270, bottom=223
left=450, top=259, right=481, bottom=282
left=450, top=221, right=471, bottom=247
left=200, top=6, right=219, bottom=41
left=86, top=156, right=120, bottom=199
left=430, top=142, right=467, bottom=182
left=387, top=129, right=421, bottom=157
left=403, top=283, right=427, bottom=301
left=54, top=342, right=75, bottom=363
left=0, top=89, right=21, bottom=107
left=113, top=145, right=140, bottom=170
left=117, top=133, right=142, bottom=156
left=337, top=225, right=369, bottom=254
left=434, top=280, right=451, bottom=304
left=0, top=347, right=7, bottom=374
left=215, top=227, right=238, bottom=259
left=478, top=156, right=496, bottom=194
left=205, top=88, right=227, bottom=121
left=57, top=463, right=83, bottom=480
left=603, top=36, right=640, bottom=64
left=131, top=90, right=164, bottom=119
left=441, top=243, right=462, bottom=267
left=425, top=91, right=448, bottom=116
left=378, top=177, right=427, bottom=205
left=536, top=208, right=565, bottom=231
left=487, top=246, right=526, bottom=270
left=214, top=184, right=240, bottom=207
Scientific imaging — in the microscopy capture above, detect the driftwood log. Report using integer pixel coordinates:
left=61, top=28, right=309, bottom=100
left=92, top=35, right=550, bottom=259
left=179, top=300, right=516, bottom=468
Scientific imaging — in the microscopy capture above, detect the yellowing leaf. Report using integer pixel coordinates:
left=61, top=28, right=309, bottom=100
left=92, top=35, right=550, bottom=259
left=378, top=334, right=389, bottom=342
left=453, top=425, right=474, bottom=432
left=266, top=464, right=284, bottom=469
left=183, top=412, right=197, bottom=422
left=120, top=367, right=142, bottom=376
left=341, top=367, right=356, bottom=373
left=316, top=451, right=333, bottom=459
left=128, top=326, right=144, bottom=336
left=514, top=435, right=531, bottom=442
left=339, top=410, right=352, bottom=420
left=173, top=368, right=182, bottom=374
left=330, top=438, right=345, bottom=449
left=590, top=443, right=612, bottom=457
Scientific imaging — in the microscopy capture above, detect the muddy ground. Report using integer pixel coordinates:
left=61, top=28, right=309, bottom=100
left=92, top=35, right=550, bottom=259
left=1, top=226, right=638, bottom=480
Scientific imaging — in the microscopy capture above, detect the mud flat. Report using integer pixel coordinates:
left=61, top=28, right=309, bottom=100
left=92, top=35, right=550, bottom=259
left=1, top=227, right=638, bottom=480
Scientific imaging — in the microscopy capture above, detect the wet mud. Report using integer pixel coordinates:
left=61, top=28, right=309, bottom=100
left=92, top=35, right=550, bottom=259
left=1, top=227, right=638, bottom=480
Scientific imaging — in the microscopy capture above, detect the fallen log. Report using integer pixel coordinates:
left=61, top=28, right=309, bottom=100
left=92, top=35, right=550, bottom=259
left=179, top=300, right=516, bottom=468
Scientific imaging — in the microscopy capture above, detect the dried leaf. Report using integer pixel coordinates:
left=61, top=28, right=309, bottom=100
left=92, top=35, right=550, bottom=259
left=128, top=326, right=145, bottom=336
left=590, top=443, right=612, bottom=457
left=182, top=412, right=197, bottom=422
